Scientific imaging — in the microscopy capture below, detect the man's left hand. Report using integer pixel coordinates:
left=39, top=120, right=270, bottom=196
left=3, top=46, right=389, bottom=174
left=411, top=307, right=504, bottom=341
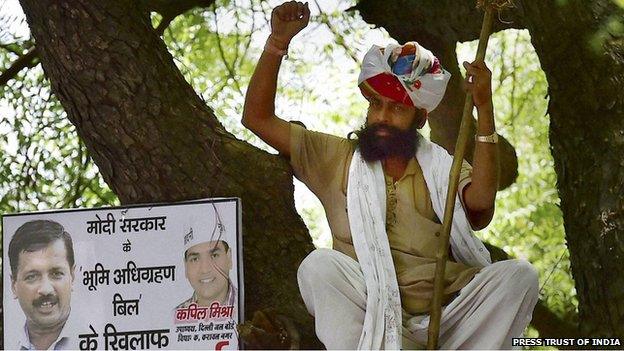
left=463, top=60, right=493, bottom=110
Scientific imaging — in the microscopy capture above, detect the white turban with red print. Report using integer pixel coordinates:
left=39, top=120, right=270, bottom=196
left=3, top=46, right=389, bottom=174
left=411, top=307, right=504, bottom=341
left=358, top=42, right=451, bottom=113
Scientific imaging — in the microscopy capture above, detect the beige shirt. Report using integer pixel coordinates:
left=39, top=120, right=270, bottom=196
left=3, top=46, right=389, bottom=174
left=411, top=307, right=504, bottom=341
left=290, top=124, right=480, bottom=314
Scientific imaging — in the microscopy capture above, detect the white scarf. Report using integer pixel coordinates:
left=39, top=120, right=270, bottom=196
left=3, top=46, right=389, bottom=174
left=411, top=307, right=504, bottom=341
left=347, top=140, right=492, bottom=349
left=415, top=138, right=491, bottom=268
left=347, top=150, right=402, bottom=350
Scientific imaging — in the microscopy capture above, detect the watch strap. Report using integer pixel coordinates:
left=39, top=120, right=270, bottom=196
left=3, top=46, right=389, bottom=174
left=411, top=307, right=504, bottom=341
left=475, top=132, right=499, bottom=144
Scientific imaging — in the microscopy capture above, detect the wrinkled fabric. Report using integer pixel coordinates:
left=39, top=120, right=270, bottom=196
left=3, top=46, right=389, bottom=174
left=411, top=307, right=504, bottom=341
left=289, top=123, right=480, bottom=315
left=347, top=150, right=402, bottom=350
left=415, top=137, right=491, bottom=267
left=345, top=137, right=491, bottom=348
left=298, top=249, right=538, bottom=349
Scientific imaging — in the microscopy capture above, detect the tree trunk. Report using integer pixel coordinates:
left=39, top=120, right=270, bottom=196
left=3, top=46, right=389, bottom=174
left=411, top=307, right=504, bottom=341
left=18, top=0, right=320, bottom=347
left=518, top=0, right=624, bottom=337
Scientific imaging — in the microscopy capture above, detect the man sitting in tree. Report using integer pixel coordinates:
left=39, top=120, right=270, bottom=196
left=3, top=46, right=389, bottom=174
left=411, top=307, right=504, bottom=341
left=242, top=1, right=538, bottom=348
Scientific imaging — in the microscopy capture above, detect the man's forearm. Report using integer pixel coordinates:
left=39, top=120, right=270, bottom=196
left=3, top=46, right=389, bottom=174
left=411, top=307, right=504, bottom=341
left=242, top=37, right=287, bottom=125
left=466, top=102, right=499, bottom=211
left=241, top=2, right=309, bottom=155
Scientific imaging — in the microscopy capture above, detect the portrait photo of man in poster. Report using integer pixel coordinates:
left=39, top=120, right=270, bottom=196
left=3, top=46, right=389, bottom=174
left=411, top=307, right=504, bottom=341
left=176, top=227, right=237, bottom=310
left=8, top=219, right=77, bottom=350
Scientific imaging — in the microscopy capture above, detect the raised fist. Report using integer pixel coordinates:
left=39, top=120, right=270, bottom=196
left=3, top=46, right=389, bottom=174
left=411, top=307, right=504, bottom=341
left=270, top=1, right=310, bottom=47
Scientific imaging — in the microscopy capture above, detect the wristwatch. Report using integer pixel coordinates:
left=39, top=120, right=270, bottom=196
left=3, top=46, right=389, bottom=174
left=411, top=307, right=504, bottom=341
left=475, top=132, right=499, bottom=144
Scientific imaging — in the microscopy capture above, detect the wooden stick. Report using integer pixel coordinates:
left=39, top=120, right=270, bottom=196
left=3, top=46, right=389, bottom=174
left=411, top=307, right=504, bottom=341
left=426, top=8, right=495, bottom=350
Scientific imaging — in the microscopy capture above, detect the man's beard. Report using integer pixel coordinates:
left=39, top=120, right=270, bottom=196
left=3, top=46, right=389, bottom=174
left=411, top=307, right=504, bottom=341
left=352, top=123, right=421, bottom=162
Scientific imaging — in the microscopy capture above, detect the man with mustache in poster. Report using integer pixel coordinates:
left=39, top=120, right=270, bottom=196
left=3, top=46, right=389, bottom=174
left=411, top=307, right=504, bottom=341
left=9, top=220, right=76, bottom=350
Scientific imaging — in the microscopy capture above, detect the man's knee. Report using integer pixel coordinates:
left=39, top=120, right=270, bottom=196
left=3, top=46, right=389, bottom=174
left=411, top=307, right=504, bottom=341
left=298, top=248, right=337, bottom=285
left=297, top=249, right=358, bottom=317
left=495, top=259, right=539, bottom=294
left=298, top=248, right=361, bottom=290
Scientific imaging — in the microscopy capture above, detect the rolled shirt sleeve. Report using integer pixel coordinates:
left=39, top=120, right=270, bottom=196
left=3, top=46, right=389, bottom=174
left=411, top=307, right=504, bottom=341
left=458, top=159, right=473, bottom=206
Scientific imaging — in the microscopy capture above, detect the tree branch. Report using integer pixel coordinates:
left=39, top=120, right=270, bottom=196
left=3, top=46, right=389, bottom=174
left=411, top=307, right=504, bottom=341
left=143, top=0, right=216, bottom=20
left=211, top=5, right=244, bottom=96
left=0, top=47, right=38, bottom=86
left=154, top=14, right=176, bottom=36
left=146, top=0, right=217, bottom=35
left=0, top=41, right=35, bottom=55
left=354, top=0, right=525, bottom=45
left=2, top=0, right=217, bottom=87
left=313, top=0, right=359, bottom=64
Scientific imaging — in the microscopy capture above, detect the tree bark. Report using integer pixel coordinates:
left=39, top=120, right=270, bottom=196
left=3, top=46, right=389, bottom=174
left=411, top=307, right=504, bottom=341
left=0, top=0, right=215, bottom=88
left=0, top=47, right=38, bottom=86
left=18, top=0, right=320, bottom=347
left=518, top=0, right=624, bottom=338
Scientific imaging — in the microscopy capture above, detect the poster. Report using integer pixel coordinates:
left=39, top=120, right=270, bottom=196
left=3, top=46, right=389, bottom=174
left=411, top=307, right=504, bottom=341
left=2, top=198, right=243, bottom=350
